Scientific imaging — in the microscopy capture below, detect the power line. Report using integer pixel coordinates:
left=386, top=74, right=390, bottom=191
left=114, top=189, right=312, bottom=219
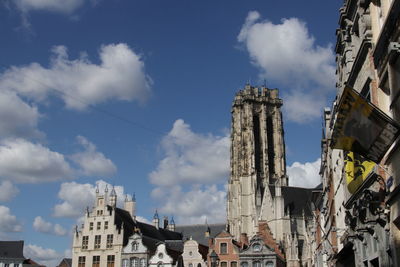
left=22, top=74, right=165, bottom=137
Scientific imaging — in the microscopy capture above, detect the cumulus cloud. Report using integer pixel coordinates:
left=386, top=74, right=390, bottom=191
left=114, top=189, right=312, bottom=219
left=238, top=11, right=335, bottom=123
left=287, top=158, right=321, bottom=188
left=149, top=120, right=228, bottom=223
left=53, top=180, right=130, bottom=218
left=0, top=206, right=22, bottom=232
left=0, top=181, right=19, bottom=202
left=71, top=136, right=117, bottom=177
left=152, top=185, right=226, bottom=224
left=24, top=244, right=63, bottom=267
left=0, top=90, right=42, bottom=139
left=0, top=43, right=152, bottom=110
left=149, top=119, right=229, bottom=186
left=33, top=216, right=67, bottom=236
left=13, top=0, right=86, bottom=14
left=0, top=139, right=73, bottom=183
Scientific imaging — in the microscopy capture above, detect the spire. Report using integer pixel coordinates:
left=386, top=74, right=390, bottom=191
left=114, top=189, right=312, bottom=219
left=153, top=210, right=159, bottom=220
left=110, top=186, right=116, bottom=196
left=109, top=186, right=117, bottom=207
left=153, top=210, right=160, bottom=229
left=132, top=193, right=136, bottom=201
left=96, top=184, right=99, bottom=194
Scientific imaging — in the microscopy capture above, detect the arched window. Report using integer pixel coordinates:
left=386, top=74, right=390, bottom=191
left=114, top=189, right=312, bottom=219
left=265, top=262, right=273, bottom=267
left=252, top=261, right=261, bottom=267
left=241, top=262, right=248, bottom=267
left=189, top=263, right=193, bottom=267
left=140, top=258, right=146, bottom=267
left=122, top=259, right=129, bottom=267
left=157, top=262, right=163, bottom=267
left=132, top=242, right=139, bottom=251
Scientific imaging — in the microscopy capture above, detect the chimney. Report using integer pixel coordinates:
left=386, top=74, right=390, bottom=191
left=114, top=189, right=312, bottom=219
left=167, top=217, right=175, bottom=231
left=124, top=194, right=136, bottom=218
left=163, top=216, right=169, bottom=229
left=240, top=233, right=249, bottom=246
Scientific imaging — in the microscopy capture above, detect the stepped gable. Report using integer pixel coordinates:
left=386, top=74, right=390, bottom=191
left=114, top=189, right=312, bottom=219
left=0, top=241, right=25, bottom=259
left=258, top=221, right=285, bottom=260
left=176, top=223, right=225, bottom=246
left=268, top=186, right=314, bottom=216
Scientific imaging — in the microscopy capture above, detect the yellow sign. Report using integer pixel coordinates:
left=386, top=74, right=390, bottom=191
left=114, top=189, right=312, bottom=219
left=344, top=151, right=376, bottom=194
left=331, top=86, right=400, bottom=163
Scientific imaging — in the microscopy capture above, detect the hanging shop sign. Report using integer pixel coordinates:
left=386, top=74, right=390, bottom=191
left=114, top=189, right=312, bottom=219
left=344, top=151, right=376, bottom=194
left=331, top=86, right=400, bottom=162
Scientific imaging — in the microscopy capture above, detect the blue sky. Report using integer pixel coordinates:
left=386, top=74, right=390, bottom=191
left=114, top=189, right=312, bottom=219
left=0, top=0, right=341, bottom=265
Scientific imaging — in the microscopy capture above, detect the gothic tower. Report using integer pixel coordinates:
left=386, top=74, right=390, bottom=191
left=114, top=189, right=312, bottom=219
left=227, top=84, right=287, bottom=239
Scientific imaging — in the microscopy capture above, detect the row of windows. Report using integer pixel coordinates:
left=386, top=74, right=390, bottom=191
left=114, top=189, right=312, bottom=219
left=82, top=234, right=113, bottom=249
left=122, top=258, right=146, bottom=267
left=1, top=264, right=21, bottom=267
left=219, top=262, right=236, bottom=267
left=89, top=221, right=109, bottom=230
left=240, top=261, right=274, bottom=267
left=78, top=255, right=115, bottom=267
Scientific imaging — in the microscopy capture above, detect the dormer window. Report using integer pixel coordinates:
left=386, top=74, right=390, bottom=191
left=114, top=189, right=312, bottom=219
left=132, top=242, right=139, bottom=251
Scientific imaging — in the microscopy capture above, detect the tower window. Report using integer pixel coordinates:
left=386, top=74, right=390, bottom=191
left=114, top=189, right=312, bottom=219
left=253, top=115, right=262, bottom=173
left=266, top=116, right=275, bottom=177
left=89, top=222, right=93, bottom=230
left=105, top=221, right=109, bottom=230
left=97, top=222, right=101, bottom=230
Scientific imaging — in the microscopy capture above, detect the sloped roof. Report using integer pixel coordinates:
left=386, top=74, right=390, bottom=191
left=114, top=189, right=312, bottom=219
left=269, top=186, right=313, bottom=216
left=111, top=206, right=135, bottom=246
left=136, top=221, right=182, bottom=241
left=176, top=223, right=225, bottom=246
left=57, top=258, right=72, bottom=267
left=0, top=241, right=25, bottom=259
left=110, top=206, right=182, bottom=247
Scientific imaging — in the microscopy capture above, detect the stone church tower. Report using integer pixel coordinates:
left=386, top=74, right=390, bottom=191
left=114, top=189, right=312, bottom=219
left=227, top=84, right=287, bottom=240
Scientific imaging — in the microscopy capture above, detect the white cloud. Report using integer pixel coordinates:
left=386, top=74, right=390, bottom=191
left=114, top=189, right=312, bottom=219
left=24, top=244, right=62, bottom=267
left=0, top=90, right=42, bottom=139
left=53, top=180, right=130, bottom=218
left=14, top=0, right=86, bottom=14
left=149, top=119, right=229, bottom=186
left=33, top=216, right=67, bottom=236
left=152, top=185, right=226, bottom=224
left=135, top=216, right=150, bottom=224
left=287, top=158, right=321, bottom=188
left=149, top=120, right=228, bottom=224
left=0, top=139, right=73, bottom=183
left=0, top=43, right=152, bottom=110
left=71, top=136, right=117, bottom=177
left=238, top=11, right=335, bottom=123
left=0, top=181, right=19, bottom=202
left=0, top=205, right=22, bottom=232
